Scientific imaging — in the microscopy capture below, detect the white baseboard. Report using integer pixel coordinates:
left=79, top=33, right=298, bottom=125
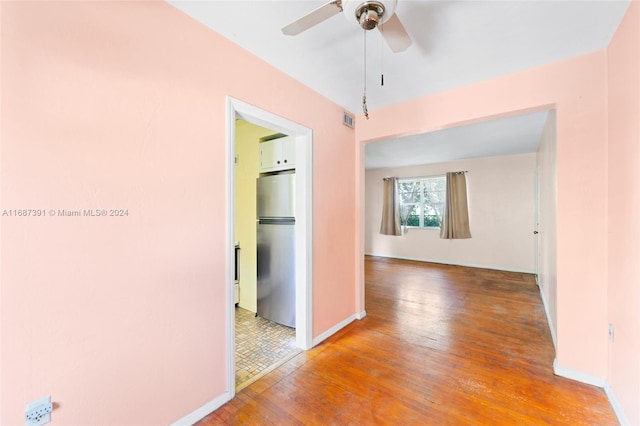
left=364, top=253, right=535, bottom=274
left=312, top=312, right=361, bottom=347
left=554, top=365, right=631, bottom=425
left=171, top=391, right=232, bottom=426
left=553, top=359, right=605, bottom=387
left=604, top=382, right=631, bottom=426
left=173, top=310, right=366, bottom=424
left=537, top=284, right=557, bottom=349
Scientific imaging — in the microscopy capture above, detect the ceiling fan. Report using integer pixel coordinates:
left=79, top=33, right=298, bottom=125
left=282, top=0, right=412, bottom=53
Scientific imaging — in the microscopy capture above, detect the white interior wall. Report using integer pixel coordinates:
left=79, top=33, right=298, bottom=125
left=536, top=111, right=558, bottom=345
left=365, top=153, right=537, bottom=272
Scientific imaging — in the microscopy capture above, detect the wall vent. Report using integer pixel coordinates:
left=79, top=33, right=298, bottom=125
left=343, top=112, right=355, bottom=128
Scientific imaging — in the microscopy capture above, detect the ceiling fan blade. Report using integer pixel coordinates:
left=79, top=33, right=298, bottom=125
left=378, top=13, right=412, bottom=53
left=282, top=1, right=343, bottom=36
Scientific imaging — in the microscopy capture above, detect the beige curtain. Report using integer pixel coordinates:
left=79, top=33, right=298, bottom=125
left=380, top=177, right=402, bottom=236
left=440, top=172, right=471, bottom=239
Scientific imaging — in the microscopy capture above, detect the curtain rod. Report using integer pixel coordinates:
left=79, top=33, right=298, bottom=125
left=383, top=171, right=468, bottom=182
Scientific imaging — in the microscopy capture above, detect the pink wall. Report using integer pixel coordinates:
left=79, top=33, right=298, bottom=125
left=356, top=52, right=610, bottom=379
left=607, top=1, right=640, bottom=423
left=0, top=1, right=355, bottom=424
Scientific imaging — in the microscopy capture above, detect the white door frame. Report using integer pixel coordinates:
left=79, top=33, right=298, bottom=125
left=225, top=97, right=313, bottom=396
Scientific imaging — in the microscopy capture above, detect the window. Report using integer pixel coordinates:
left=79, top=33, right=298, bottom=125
left=397, top=176, right=446, bottom=228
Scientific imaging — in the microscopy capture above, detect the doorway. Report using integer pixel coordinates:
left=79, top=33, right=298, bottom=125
left=225, top=97, right=313, bottom=396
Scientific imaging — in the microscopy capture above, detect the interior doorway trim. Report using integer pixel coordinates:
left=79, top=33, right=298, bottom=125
left=225, top=97, right=313, bottom=397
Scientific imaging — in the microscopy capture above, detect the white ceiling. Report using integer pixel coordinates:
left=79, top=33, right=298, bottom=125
left=168, top=0, right=629, bottom=167
left=365, top=109, right=549, bottom=169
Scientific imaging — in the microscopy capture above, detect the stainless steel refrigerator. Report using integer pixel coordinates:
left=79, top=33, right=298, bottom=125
left=256, top=173, right=296, bottom=328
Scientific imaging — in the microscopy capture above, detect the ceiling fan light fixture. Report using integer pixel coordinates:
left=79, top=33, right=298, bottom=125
left=359, top=8, right=380, bottom=30
left=343, top=0, right=397, bottom=29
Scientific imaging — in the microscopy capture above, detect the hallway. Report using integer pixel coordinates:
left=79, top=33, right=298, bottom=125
left=202, top=257, right=617, bottom=424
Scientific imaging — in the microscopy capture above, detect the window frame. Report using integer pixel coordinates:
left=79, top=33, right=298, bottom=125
left=397, top=175, right=446, bottom=230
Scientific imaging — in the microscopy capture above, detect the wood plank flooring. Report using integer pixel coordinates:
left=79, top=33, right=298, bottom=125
left=197, top=256, right=618, bottom=425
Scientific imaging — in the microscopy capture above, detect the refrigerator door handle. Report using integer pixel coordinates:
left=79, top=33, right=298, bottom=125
left=258, top=218, right=295, bottom=225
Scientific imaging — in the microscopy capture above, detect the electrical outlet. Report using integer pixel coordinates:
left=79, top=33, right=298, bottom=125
left=25, top=396, right=52, bottom=426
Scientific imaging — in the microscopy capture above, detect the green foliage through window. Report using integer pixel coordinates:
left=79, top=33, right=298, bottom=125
left=398, top=176, right=445, bottom=228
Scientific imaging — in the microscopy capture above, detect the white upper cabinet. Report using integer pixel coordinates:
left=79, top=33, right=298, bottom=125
left=260, top=136, right=296, bottom=172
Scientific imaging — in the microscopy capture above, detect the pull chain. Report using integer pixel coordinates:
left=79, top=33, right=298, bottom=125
left=362, top=29, right=369, bottom=120
left=380, top=21, right=384, bottom=86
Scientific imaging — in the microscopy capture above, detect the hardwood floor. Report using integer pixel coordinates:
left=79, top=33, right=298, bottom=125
left=197, top=256, right=618, bottom=425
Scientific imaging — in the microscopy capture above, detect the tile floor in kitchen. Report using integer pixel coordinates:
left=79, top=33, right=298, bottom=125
left=235, top=306, right=299, bottom=390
